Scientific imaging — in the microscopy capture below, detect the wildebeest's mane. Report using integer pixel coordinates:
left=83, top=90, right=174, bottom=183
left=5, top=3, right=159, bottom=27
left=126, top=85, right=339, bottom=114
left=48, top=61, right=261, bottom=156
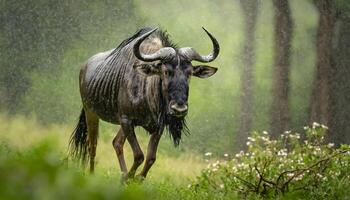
left=107, top=27, right=177, bottom=59
left=153, top=28, right=177, bottom=49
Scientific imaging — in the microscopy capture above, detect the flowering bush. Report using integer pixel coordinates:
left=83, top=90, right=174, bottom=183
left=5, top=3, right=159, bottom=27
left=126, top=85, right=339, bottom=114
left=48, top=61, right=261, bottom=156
left=190, top=123, right=350, bottom=199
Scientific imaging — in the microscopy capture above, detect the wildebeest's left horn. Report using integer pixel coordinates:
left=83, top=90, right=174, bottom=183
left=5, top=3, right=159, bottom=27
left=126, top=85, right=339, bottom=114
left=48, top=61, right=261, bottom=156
left=178, top=27, right=220, bottom=63
left=133, top=28, right=176, bottom=62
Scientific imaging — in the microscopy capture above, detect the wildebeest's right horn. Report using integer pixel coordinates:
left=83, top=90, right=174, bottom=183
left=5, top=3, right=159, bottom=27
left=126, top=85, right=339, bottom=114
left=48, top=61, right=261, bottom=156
left=178, top=27, right=220, bottom=63
left=133, top=28, right=176, bottom=62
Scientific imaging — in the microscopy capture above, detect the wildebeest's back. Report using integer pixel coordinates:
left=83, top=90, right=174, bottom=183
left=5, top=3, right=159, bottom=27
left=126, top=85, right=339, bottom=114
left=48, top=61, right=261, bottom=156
left=80, top=49, right=121, bottom=123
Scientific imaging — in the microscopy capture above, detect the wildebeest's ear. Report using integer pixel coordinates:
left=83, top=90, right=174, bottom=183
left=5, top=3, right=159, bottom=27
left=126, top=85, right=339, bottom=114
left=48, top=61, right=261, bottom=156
left=192, top=65, right=218, bottom=78
left=134, top=63, right=161, bottom=76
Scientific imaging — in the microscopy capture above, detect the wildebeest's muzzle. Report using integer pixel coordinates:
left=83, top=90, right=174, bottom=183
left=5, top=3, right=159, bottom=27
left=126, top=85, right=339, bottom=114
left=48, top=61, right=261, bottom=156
left=168, top=75, right=189, bottom=118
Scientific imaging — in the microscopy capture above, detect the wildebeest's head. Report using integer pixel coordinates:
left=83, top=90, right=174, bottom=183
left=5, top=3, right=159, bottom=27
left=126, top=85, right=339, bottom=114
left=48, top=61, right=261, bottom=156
left=133, top=27, right=220, bottom=119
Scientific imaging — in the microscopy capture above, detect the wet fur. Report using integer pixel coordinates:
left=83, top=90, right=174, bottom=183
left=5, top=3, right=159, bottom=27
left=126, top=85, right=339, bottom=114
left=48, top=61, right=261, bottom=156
left=70, top=28, right=188, bottom=161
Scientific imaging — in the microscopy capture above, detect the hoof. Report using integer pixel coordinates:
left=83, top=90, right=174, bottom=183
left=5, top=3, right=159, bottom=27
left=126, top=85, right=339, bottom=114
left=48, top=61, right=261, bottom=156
left=134, top=174, right=145, bottom=182
left=120, top=173, right=128, bottom=184
left=121, top=174, right=145, bottom=185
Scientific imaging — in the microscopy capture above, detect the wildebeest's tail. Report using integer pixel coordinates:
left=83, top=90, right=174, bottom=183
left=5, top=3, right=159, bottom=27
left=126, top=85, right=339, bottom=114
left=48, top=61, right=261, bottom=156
left=69, top=109, right=88, bottom=165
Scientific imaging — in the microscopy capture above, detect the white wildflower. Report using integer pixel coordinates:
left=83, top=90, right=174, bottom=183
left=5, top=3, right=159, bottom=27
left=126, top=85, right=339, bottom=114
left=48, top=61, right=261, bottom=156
left=312, top=122, right=320, bottom=128
left=247, top=137, right=256, bottom=142
left=316, top=173, right=323, bottom=178
left=212, top=160, right=220, bottom=167
left=232, top=166, right=237, bottom=172
left=321, top=124, right=328, bottom=129
left=263, top=131, right=268, bottom=135
left=187, top=184, right=192, bottom=188
left=219, top=184, right=224, bottom=189
left=224, top=153, right=229, bottom=157
left=235, top=151, right=244, bottom=158
left=277, top=149, right=288, bottom=156
left=295, top=174, right=303, bottom=181
left=205, top=152, right=212, bottom=156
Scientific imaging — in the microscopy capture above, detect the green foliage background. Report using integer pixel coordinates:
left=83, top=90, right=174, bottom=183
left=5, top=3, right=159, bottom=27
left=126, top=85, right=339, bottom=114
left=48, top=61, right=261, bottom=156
left=0, top=0, right=318, bottom=153
left=1, top=1, right=350, bottom=199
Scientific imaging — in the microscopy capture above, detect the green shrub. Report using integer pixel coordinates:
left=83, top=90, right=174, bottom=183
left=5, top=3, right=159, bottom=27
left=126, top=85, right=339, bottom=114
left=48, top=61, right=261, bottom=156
left=190, top=123, right=350, bottom=199
left=0, top=140, right=143, bottom=200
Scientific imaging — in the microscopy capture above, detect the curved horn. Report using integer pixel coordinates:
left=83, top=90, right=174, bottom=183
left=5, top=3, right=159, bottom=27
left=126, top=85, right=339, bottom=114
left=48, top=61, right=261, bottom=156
left=133, top=28, right=176, bottom=62
left=178, top=27, right=220, bottom=63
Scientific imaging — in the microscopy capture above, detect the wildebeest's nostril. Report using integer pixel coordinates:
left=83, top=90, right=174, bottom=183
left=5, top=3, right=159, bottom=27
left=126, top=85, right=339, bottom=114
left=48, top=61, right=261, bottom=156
left=171, top=104, right=188, bottom=114
left=177, top=101, right=185, bottom=106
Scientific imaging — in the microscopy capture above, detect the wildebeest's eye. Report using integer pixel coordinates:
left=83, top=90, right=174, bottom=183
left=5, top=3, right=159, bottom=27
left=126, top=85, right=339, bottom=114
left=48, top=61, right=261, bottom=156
left=181, top=65, right=192, bottom=76
left=185, top=68, right=192, bottom=77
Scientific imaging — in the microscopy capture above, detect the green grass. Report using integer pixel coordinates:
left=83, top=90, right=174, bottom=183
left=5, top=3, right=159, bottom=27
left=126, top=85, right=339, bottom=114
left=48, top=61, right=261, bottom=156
left=0, top=114, right=205, bottom=180
left=1, top=116, right=349, bottom=200
left=0, top=115, right=213, bottom=200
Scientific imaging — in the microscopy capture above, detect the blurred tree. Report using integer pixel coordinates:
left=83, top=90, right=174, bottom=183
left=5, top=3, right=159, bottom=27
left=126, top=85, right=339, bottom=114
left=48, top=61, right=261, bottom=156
left=328, top=1, right=350, bottom=145
left=0, top=0, right=82, bottom=114
left=309, top=0, right=335, bottom=129
left=270, top=0, right=293, bottom=138
left=236, top=0, right=259, bottom=151
left=310, top=0, right=350, bottom=145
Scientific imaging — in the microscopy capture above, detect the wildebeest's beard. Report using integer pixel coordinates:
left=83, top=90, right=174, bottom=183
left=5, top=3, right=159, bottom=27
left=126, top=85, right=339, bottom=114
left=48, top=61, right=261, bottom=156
left=158, top=78, right=189, bottom=146
left=165, top=114, right=189, bottom=147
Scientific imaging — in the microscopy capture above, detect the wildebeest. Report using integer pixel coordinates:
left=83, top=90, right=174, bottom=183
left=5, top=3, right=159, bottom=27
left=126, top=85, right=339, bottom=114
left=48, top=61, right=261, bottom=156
left=69, top=27, right=220, bottom=181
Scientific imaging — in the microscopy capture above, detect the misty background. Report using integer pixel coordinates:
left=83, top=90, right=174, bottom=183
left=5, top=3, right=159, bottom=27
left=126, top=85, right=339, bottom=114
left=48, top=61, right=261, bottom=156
left=0, top=0, right=349, bottom=154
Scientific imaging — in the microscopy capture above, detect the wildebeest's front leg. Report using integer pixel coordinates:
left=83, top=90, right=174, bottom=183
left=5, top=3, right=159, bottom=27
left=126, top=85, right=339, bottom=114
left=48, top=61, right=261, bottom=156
left=112, top=128, right=127, bottom=176
left=138, top=133, right=162, bottom=178
left=120, top=116, right=144, bottom=180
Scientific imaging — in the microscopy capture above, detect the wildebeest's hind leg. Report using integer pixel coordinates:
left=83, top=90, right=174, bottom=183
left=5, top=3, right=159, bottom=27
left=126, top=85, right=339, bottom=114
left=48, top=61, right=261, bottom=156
left=120, top=117, right=144, bottom=180
left=85, top=109, right=99, bottom=173
left=138, top=132, right=162, bottom=178
left=112, top=128, right=128, bottom=177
